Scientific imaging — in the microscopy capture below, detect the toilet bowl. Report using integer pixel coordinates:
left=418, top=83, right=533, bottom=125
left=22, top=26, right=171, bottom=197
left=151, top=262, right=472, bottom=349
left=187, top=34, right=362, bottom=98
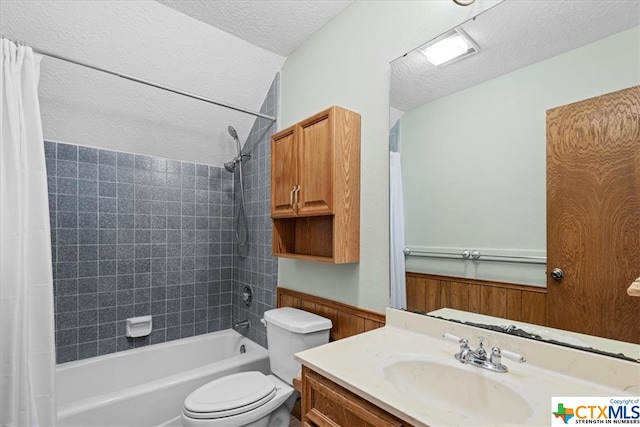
left=182, top=308, right=332, bottom=427
left=181, top=372, right=293, bottom=427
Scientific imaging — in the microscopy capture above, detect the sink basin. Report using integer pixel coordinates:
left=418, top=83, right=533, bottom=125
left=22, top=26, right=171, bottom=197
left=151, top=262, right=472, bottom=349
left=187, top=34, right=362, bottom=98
left=382, top=354, right=533, bottom=424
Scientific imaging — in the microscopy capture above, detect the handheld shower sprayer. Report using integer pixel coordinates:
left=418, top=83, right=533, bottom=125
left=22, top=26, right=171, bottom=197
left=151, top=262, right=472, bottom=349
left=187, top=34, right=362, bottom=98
left=228, top=125, right=238, bottom=140
left=224, top=126, right=250, bottom=173
left=224, top=125, right=249, bottom=247
left=228, top=126, right=240, bottom=155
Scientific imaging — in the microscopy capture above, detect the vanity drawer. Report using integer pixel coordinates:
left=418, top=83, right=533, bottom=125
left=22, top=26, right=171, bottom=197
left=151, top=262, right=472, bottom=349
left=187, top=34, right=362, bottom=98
left=302, top=366, right=412, bottom=427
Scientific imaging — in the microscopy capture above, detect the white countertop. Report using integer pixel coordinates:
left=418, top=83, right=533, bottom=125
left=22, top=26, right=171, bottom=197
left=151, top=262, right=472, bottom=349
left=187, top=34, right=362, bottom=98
left=295, top=309, right=640, bottom=426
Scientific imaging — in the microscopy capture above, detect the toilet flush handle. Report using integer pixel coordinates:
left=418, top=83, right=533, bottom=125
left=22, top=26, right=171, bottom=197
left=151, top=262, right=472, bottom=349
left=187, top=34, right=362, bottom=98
left=260, top=318, right=266, bottom=327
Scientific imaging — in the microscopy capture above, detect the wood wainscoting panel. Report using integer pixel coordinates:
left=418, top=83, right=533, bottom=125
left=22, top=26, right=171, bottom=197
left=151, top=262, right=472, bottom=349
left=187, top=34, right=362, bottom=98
left=468, top=284, right=481, bottom=314
left=506, top=289, right=523, bottom=321
left=277, top=287, right=385, bottom=341
left=441, top=280, right=470, bottom=312
left=520, top=291, right=546, bottom=325
left=406, top=272, right=547, bottom=326
left=480, top=285, right=508, bottom=318
left=406, top=275, right=427, bottom=313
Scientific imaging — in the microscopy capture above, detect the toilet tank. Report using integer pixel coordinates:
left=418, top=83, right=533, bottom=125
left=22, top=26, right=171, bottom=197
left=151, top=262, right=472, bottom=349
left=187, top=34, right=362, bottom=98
left=263, top=307, right=332, bottom=385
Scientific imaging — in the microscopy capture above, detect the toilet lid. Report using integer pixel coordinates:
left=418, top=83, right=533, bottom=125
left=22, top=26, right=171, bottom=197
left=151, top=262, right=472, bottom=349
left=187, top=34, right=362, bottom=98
left=184, top=371, right=276, bottom=419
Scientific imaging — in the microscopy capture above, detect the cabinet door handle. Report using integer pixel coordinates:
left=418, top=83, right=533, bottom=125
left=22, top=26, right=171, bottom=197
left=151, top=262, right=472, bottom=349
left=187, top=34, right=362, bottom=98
left=294, top=185, right=300, bottom=210
left=290, top=186, right=295, bottom=210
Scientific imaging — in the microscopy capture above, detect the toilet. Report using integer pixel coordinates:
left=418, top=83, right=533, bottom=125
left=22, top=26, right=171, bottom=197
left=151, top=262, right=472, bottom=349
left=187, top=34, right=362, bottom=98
left=182, top=307, right=332, bottom=427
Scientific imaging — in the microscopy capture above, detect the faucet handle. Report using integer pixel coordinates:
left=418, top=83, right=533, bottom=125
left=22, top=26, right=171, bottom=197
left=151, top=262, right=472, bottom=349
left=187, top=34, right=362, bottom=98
left=443, top=333, right=463, bottom=344
left=490, top=346, right=526, bottom=364
left=490, top=346, right=502, bottom=365
left=475, top=336, right=487, bottom=357
left=501, top=349, right=526, bottom=363
left=443, top=333, right=469, bottom=353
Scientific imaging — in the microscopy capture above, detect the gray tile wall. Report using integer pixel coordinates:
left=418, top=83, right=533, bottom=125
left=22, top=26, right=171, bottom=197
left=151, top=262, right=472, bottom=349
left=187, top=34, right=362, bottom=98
left=46, top=143, right=234, bottom=363
left=47, top=74, right=280, bottom=363
left=232, top=74, right=279, bottom=348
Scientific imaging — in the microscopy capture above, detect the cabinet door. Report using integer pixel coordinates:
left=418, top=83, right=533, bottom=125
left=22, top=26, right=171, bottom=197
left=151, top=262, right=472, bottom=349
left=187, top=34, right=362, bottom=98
left=302, top=367, right=410, bottom=427
left=297, top=113, right=334, bottom=216
left=271, top=128, right=298, bottom=217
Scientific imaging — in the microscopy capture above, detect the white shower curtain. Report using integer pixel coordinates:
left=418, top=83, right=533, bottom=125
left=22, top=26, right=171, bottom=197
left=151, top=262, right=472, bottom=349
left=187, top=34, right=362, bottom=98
left=0, top=39, right=56, bottom=426
left=389, top=151, right=406, bottom=310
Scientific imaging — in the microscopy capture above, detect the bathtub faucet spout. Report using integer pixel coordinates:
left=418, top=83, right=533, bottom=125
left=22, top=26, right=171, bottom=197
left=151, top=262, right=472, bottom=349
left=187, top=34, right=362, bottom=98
left=233, top=320, right=250, bottom=331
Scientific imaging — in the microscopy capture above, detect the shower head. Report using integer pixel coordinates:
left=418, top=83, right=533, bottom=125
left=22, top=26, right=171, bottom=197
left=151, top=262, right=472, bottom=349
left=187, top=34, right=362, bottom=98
left=224, top=160, right=236, bottom=173
left=228, top=126, right=238, bottom=140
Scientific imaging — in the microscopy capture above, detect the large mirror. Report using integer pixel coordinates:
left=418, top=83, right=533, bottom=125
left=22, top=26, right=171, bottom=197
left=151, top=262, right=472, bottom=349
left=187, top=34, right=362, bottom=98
left=389, top=0, right=640, bottom=361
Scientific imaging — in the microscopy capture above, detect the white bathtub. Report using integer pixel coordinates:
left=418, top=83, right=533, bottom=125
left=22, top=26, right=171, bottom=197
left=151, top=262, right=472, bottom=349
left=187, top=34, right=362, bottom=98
left=56, top=330, right=270, bottom=427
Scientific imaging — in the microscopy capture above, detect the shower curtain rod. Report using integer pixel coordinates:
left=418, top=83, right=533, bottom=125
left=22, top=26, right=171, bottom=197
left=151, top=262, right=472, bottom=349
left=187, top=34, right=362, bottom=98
left=3, top=38, right=276, bottom=122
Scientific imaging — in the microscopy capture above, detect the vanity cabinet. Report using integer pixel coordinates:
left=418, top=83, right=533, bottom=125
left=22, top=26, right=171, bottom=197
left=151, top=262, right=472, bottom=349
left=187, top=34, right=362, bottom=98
left=301, top=366, right=412, bottom=427
left=271, top=106, right=360, bottom=263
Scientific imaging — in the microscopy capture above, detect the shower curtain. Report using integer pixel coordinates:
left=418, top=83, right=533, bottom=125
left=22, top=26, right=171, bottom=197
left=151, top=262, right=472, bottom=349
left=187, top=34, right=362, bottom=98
left=389, top=121, right=406, bottom=310
left=1, top=39, right=56, bottom=426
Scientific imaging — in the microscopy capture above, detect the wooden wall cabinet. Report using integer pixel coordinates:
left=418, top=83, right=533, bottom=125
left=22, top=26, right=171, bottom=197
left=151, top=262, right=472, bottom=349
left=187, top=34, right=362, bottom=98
left=271, top=106, right=361, bottom=263
left=302, top=366, right=412, bottom=427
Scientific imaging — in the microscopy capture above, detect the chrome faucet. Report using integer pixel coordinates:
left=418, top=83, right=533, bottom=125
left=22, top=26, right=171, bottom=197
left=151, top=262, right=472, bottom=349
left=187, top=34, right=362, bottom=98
left=444, top=334, right=525, bottom=373
left=233, top=320, right=250, bottom=332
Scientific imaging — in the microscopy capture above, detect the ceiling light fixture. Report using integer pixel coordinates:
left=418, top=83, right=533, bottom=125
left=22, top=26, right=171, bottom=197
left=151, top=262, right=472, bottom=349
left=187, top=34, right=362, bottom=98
left=453, top=0, right=476, bottom=5
left=419, top=28, right=479, bottom=67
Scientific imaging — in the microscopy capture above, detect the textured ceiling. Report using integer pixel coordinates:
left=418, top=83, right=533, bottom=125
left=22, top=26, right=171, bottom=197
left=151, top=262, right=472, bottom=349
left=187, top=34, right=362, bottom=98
left=10, top=0, right=629, bottom=163
left=1, top=0, right=286, bottom=166
left=0, top=0, right=356, bottom=165
left=155, top=0, right=355, bottom=56
left=391, top=0, right=640, bottom=112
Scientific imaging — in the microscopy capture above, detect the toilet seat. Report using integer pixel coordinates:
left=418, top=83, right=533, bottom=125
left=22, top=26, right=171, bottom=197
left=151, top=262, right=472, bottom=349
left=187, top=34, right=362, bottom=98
left=182, top=373, right=294, bottom=427
left=184, top=372, right=277, bottom=419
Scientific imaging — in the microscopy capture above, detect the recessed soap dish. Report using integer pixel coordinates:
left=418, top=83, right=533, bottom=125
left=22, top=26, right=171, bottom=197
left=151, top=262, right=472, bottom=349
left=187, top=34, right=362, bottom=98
left=126, top=315, right=152, bottom=338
